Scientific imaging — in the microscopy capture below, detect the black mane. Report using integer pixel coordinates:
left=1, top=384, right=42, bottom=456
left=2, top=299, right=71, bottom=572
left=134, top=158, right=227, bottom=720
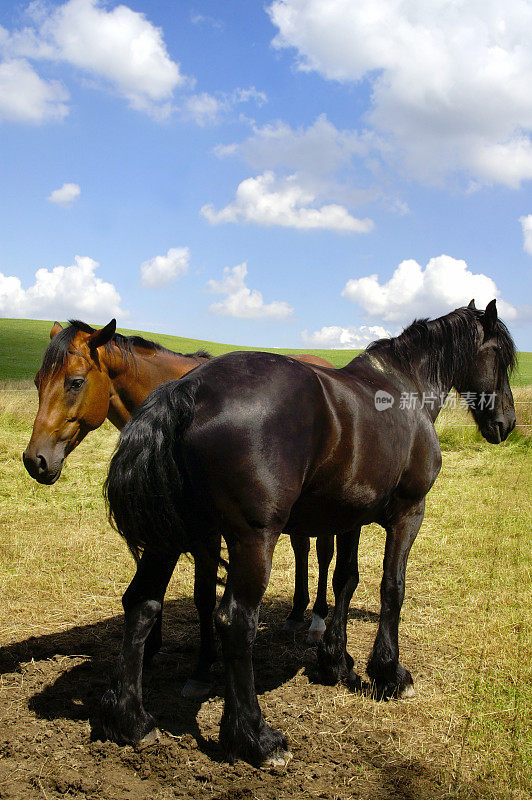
left=366, top=306, right=516, bottom=387
left=39, top=320, right=211, bottom=381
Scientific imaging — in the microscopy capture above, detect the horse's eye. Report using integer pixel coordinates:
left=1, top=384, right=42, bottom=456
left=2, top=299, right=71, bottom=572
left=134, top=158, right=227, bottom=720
left=68, top=378, right=85, bottom=391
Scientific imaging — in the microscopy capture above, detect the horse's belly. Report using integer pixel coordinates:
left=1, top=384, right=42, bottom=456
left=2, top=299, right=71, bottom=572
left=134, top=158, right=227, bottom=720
left=286, top=484, right=381, bottom=536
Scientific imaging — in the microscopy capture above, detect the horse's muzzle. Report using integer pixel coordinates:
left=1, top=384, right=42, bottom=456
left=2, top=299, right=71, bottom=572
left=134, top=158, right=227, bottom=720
left=480, top=414, right=516, bottom=444
left=22, top=449, right=64, bottom=484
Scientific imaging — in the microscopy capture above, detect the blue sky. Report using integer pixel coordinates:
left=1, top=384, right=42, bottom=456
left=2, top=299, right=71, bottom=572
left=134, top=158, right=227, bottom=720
left=0, top=0, right=531, bottom=349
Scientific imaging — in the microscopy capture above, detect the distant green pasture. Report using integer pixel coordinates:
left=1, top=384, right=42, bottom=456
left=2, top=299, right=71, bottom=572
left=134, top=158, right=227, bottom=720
left=0, top=317, right=530, bottom=385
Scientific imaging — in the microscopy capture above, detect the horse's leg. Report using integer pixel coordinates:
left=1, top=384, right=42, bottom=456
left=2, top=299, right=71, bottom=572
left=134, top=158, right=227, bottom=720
left=307, top=534, right=335, bottom=644
left=317, top=528, right=361, bottom=684
left=182, top=532, right=221, bottom=699
left=215, top=531, right=289, bottom=767
left=143, top=550, right=179, bottom=666
left=282, top=533, right=310, bottom=631
left=100, top=550, right=176, bottom=746
left=367, top=501, right=424, bottom=699
left=143, top=609, right=163, bottom=666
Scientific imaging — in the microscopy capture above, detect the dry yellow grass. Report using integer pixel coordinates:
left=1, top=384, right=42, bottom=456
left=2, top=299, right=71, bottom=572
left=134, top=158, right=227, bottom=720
left=0, top=388, right=530, bottom=799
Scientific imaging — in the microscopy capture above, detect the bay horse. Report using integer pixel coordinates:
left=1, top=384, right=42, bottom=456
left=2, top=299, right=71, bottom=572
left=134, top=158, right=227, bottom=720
left=102, top=301, right=516, bottom=766
left=22, top=320, right=335, bottom=695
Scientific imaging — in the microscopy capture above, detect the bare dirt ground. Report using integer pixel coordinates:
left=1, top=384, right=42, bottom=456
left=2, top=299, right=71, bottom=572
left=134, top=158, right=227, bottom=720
left=1, top=597, right=461, bottom=800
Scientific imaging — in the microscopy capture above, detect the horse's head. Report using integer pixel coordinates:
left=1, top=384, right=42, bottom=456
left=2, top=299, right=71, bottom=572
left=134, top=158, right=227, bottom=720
left=23, top=319, right=116, bottom=484
left=456, top=299, right=516, bottom=444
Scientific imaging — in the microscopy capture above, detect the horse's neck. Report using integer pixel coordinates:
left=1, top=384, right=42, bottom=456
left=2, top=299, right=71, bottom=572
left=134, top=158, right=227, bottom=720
left=410, top=356, right=454, bottom=424
left=365, top=338, right=457, bottom=425
left=106, top=348, right=201, bottom=429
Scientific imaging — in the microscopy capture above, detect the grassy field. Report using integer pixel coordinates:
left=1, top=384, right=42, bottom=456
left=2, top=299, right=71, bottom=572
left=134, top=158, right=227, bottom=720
left=0, top=376, right=530, bottom=798
left=1, top=317, right=532, bottom=385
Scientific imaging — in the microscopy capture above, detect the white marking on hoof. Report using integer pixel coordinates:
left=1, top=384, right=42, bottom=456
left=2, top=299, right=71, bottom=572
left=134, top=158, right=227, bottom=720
left=181, top=678, right=213, bottom=699
left=136, top=728, right=161, bottom=750
left=306, top=613, right=326, bottom=644
left=262, top=748, right=293, bottom=769
left=282, top=618, right=306, bottom=632
left=398, top=683, right=416, bottom=699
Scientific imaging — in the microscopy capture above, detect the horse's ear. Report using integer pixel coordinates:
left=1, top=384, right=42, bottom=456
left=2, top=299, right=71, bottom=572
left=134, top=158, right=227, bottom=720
left=88, top=319, right=116, bottom=349
left=482, top=299, right=498, bottom=338
left=50, top=321, right=63, bottom=339
left=468, top=299, right=476, bottom=309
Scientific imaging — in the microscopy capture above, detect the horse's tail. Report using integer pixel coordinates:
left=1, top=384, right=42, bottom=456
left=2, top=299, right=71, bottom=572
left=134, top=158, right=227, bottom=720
left=104, top=379, right=198, bottom=561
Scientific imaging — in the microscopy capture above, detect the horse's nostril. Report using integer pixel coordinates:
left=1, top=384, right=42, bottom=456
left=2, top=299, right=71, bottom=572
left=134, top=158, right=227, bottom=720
left=37, top=453, right=48, bottom=473
left=23, top=451, right=39, bottom=479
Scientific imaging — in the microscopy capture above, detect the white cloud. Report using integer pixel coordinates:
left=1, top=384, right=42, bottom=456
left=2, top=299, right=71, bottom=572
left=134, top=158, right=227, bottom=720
left=0, top=58, right=68, bottom=123
left=213, top=114, right=381, bottom=211
left=0, top=255, right=125, bottom=320
left=183, top=86, right=266, bottom=126
left=140, top=247, right=190, bottom=288
left=269, top=0, right=532, bottom=187
left=301, top=324, right=391, bottom=349
left=234, top=87, right=267, bottom=106
left=190, top=13, right=224, bottom=32
left=206, top=262, right=294, bottom=319
left=2, top=0, right=186, bottom=118
left=48, top=182, right=80, bottom=207
left=520, top=215, right=532, bottom=255
left=184, top=92, right=224, bottom=126
left=201, top=171, right=374, bottom=232
left=215, top=114, right=368, bottom=175
left=470, top=139, right=532, bottom=189
left=342, top=255, right=517, bottom=324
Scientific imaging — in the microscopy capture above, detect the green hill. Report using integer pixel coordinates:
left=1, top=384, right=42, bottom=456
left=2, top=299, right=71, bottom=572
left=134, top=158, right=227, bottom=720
left=0, top=318, right=358, bottom=383
left=0, top=317, right=530, bottom=386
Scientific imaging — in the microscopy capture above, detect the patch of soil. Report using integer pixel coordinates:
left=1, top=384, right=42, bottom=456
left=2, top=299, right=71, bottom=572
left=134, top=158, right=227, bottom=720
left=0, top=598, right=448, bottom=800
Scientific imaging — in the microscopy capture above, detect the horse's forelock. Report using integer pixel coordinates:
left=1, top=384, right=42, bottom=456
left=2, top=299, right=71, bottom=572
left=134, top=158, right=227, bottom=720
left=39, top=324, right=81, bottom=382
left=39, top=320, right=111, bottom=381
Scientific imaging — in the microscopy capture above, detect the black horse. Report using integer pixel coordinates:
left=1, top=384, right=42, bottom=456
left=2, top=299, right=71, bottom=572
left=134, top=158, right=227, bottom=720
left=101, top=301, right=516, bottom=767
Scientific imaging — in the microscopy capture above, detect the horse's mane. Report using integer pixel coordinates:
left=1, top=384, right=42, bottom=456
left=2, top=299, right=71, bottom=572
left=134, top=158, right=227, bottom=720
left=39, top=319, right=211, bottom=380
left=366, top=306, right=516, bottom=386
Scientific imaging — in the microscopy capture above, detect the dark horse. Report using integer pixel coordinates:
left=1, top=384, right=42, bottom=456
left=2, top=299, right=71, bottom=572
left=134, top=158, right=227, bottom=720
left=103, top=301, right=516, bottom=766
left=22, top=320, right=335, bottom=695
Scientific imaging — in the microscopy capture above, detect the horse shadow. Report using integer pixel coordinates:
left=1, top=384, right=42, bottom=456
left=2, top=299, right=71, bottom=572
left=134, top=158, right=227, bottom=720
left=0, top=596, right=381, bottom=757
left=0, top=597, right=448, bottom=797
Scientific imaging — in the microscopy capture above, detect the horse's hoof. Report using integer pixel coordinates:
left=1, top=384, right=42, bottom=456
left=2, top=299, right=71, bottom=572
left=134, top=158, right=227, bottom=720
left=282, top=618, right=306, bottom=632
left=306, top=627, right=324, bottom=644
left=181, top=678, right=213, bottom=699
left=306, top=613, right=326, bottom=644
left=345, top=669, right=362, bottom=692
left=261, top=748, right=292, bottom=769
left=135, top=727, right=161, bottom=750
left=398, top=683, right=416, bottom=699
